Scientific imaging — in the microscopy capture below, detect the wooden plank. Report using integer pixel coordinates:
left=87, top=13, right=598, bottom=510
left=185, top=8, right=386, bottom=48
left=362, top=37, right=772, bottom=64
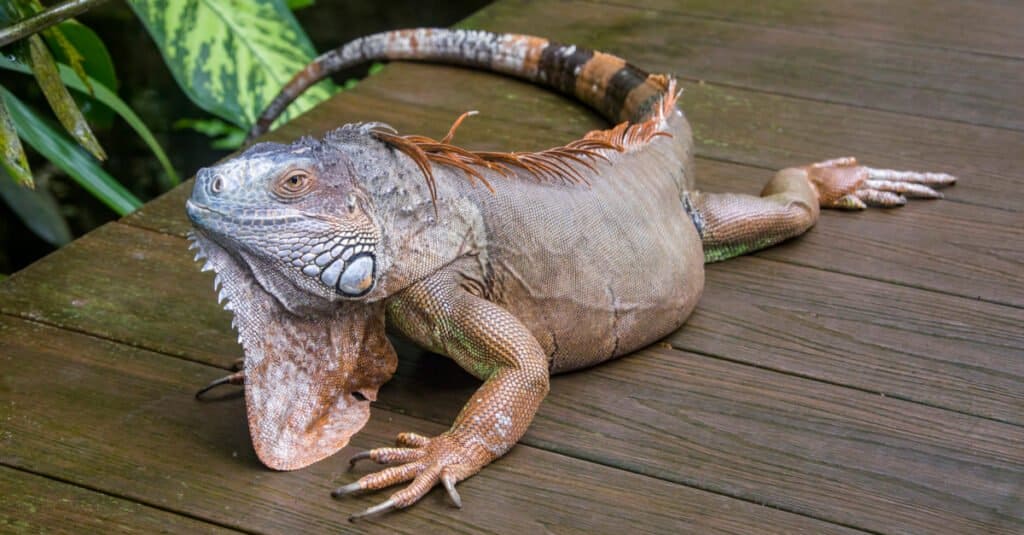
left=0, top=466, right=238, bottom=534
left=375, top=346, right=1024, bottom=534
left=464, top=0, right=1024, bottom=130
left=0, top=315, right=858, bottom=535
left=682, top=257, right=1024, bottom=425
left=586, top=0, right=1024, bottom=59
left=2, top=222, right=1021, bottom=532
left=121, top=88, right=1024, bottom=308
left=0, top=223, right=242, bottom=369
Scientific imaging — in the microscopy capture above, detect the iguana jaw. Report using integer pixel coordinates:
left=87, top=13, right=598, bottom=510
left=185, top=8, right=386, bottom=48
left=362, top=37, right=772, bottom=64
left=188, top=229, right=397, bottom=470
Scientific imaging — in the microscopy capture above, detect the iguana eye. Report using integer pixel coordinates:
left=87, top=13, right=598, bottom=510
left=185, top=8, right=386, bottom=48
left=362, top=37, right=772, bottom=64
left=274, top=169, right=315, bottom=199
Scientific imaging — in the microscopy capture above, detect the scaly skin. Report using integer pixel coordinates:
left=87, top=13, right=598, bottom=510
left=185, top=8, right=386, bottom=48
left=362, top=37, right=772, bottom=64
left=186, top=28, right=955, bottom=520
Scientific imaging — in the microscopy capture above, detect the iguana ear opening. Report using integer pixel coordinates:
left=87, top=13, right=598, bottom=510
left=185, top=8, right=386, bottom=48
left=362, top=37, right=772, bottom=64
left=245, top=302, right=396, bottom=470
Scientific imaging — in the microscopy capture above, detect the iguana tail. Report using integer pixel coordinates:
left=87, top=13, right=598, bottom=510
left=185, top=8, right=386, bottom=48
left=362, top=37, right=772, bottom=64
left=248, top=28, right=675, bottom=140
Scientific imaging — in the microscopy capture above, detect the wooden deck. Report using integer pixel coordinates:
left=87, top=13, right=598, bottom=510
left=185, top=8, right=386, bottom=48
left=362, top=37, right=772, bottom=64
left=2, top=1, right=1022, bottom=533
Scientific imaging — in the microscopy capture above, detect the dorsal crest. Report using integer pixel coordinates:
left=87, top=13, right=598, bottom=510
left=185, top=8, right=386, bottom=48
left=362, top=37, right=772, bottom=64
left=370, top=78, right=680, bottom=206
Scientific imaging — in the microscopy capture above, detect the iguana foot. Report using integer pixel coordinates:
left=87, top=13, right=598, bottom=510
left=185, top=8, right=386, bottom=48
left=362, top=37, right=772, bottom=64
left=334, top=431, right=484, bottom=521
left=194, top=370, right=244, bottom=400
left=803, top=157, right=956, bottom=210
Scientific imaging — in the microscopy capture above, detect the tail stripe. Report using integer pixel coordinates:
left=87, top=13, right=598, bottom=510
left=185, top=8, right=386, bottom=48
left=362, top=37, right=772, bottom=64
left=249, top=28, right=675, bottom=140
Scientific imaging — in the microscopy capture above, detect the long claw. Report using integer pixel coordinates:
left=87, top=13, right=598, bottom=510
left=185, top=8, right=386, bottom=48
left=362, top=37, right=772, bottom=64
left=331, top=481, right=363, bottom=498
left=348, top=451, right=372, bottom=470
left=348, top=499, right=397, bottom=522
left=349, top=448, right=424, bottom=470
left=395, top=432, right=431, bottom=448
left=442, top=476, right=462, bottom=508
left=194, top=371, right=244, bottom=400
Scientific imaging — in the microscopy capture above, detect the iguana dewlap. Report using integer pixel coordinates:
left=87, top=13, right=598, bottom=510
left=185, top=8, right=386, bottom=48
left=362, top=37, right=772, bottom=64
left=185, top=28, right=955, bottom=520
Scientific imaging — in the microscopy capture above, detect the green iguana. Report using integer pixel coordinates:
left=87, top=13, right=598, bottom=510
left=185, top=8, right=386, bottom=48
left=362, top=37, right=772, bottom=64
left=185, top=28, right=955, bottom=521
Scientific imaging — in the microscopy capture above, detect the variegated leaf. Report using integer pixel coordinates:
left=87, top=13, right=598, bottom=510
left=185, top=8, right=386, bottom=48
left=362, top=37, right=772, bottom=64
left=129, top=0, right=337, bottom=129
left=25, top=33, right=106, bottom=160
left=0, top=88, right=33, bottom=188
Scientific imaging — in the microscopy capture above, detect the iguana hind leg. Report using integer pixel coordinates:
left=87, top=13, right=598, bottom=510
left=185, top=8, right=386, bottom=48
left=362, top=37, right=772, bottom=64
left=688, top=157, right=956, bottom=263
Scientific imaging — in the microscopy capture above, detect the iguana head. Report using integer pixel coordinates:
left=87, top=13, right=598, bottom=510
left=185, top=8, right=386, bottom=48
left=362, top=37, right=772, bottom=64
left=185, top=136, right=397, bottom=471
left=188, top=139, right=383, bottom=304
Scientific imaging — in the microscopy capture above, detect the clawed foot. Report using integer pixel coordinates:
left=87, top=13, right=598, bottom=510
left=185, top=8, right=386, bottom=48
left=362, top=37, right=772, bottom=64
left=334, top=432, right=483, bottom=522
left=194, top=358, right=245, bottom=400
left=805, top=157, right=956, bottom=209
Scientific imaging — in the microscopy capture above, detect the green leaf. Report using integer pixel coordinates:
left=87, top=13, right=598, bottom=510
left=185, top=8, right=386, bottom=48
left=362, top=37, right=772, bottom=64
left=0, top=165, right=72, bottom=246
left=42, top=22, right=92, bottom=94
left=25, top=33, right=106, bottom=161
left=0, top=90, right=33, bottom=187
left=47, top=21, right=118, bottom=92
left=286, top=0, right=314, bottom=10
left=0, top=55, right=181, bottom=185
left=0, top=86, right=141, bottom=215
left=44, top=20, right=119, bottom=127
left=128, top=0, right=337, bottom=129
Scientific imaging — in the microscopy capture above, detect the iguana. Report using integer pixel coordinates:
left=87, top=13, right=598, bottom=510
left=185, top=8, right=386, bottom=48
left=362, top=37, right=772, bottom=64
left=185, top=28, right=955, bottom=521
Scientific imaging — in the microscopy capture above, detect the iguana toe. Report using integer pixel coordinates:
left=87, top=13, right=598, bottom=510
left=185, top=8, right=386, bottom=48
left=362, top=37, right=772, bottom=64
left=334, top=432, right=482, bottom=517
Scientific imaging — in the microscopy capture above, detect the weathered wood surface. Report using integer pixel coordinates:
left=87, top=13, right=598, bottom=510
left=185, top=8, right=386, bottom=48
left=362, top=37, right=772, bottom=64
left=0, top=465, right=240, bottom=534
left=592, top=0, right=1024, bottom=59
left=1, top=0, right=1022, bottom=533
left=469, top=0, right=1024, bottom=130
left=0, top=315, right=854, bottom=534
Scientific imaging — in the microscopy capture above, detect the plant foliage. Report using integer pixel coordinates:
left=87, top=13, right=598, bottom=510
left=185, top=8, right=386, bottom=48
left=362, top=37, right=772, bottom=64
left=129, top=0, right=337, bottom=129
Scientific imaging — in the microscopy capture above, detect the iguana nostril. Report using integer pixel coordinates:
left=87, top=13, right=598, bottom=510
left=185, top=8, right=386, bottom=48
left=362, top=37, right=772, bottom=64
left=210, top=175, right=224, bottom=194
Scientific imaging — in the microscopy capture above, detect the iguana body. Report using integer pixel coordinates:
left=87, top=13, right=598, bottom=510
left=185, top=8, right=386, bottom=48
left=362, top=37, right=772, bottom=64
left=186, top=28, right=954, bottom=520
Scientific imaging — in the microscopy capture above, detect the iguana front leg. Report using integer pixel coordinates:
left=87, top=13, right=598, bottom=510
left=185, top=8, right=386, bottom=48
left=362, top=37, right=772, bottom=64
left=689, top=157, right=956, bottom=263
left=334, top=270, right=550, bottom=520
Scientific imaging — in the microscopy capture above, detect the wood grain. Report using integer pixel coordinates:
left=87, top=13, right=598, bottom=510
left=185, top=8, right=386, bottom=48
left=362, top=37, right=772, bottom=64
left=4, top=2, right=1022, bottom=532
left=464, top=0, right=1024, bottom=130
left=0, top=315, right=857, bottom=535
left=0, top=466, right=238, bottom=534
left=586, top=0, right=1024, bottom=59
left=1, top=223, right=1020, bottom=533
left=370, top=343, right=1024, bottom=534
left=686, top=256, right=1024, bottom=425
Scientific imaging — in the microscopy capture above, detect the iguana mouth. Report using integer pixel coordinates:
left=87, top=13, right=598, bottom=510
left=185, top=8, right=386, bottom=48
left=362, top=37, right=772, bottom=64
left=186, top=200, right=302, bottom=227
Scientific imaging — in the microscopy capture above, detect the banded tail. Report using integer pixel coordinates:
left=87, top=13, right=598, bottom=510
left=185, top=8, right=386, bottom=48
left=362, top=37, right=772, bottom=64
left=248, top=28, right=675, bottom=140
